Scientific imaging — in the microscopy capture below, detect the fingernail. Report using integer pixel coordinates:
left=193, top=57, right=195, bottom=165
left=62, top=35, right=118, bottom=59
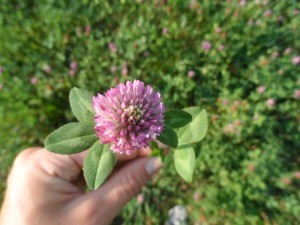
left=146, top=158, right=163, bottom=176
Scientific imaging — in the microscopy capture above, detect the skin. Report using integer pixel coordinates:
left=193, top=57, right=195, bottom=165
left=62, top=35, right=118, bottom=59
left=0, top=147, right=162, bottom=225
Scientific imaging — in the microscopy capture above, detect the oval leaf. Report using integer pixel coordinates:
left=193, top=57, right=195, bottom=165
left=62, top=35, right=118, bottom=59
left=157, top=124, right=178, bottom=148
left=174, top=144, right=195, bottom=182
left=69, top=87, right=94, bottom=124
left=177, top=108, right=208, bottom=145
left=164, top=109, right=192, bottom=128
left=84, top=142, right=116, bottom=190
left=44, top=122, right=97, bottom=154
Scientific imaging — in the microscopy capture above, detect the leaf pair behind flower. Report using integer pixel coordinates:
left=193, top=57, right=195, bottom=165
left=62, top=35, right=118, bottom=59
left=157, top=107, right=208, bottom=182
left=174, top=107, right=208, bottom=182
left=44, top=88, right=116, bottom=190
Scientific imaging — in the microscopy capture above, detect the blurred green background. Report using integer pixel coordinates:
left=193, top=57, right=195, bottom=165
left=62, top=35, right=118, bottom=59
left=0, top=0, right=299, bottom=224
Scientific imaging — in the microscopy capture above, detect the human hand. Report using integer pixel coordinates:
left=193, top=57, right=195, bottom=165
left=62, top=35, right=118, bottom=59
left=0, top=147, right=162, bottom=225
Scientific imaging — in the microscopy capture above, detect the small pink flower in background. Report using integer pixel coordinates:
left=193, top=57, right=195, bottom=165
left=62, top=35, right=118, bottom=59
left=234, top=120, right=242, bottom=126
left=272, top=51, right=279, bottom=58
left=266, top=98, right=275, bottom=107
left=248, top=164, right=256, bottom=172
left=293, top=90, right=300, bottom=99
left=218, top=44, right=225, bottom=51
left=263, top=9, right=272, bottom=17
left=215, top=27, right=222, bottom=33
left=85, top=25, right=91, bottom=36
left=121, top=67, right=128, bottom=76
left=138, top=21, right=143, bottom=27
left=137, top=194, right=144, bottom=204
left=257, top=86, right=266, bottom=94
left=0, top=83, right=3, bottom=90
left=137, top=0, right=143, bottom=3
left=188, top=70, right=195, bottom=78
left=284, top=47, right=291, bottom=55
left=292, top=56, right=300, bottom=65
left=234, top=101, right=240, bottom=106
left=108, top=42, right=118, bottom=53
left=293, top=9, right=299, bottom=15
left=70, top=62, right=78, bottom=70
left=222, top=99, right=230, bottom=105
left=201, top=41, right=211, bottom=51
left=30, top=77, right=38, bottom=85
left=43, top=65, right=52, bottom=74
left=281, top=177, right=291, bottom=186
left=69, top=62, right=77, bottom=77
left=239, top=0, right=247, bottom=7
left=0, top=66, right=3, bottom=74
left=162, top=27, right=168, bottom=35
left=223, top=123, right=235, bottom=134
left=69, top=70, right=75, bottom=77
left=294, top=171, right=300, bottom=179
left=193, top=192, right=202, bottom=201
left=92, top=80, right=165, bottom=155
left=110, top=66, right=117, bottom=73
left=189, top=0, right=198, bottom=10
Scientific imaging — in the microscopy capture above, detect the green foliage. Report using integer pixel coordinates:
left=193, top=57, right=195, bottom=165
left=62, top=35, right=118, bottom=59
left=177, top=108, right=208, bottom=145
left=174, top=144, right=195, bottom=183
left=84, top=141, right=116, bottom=190
left=69, top=87, right=94, bottom=124
left=157, top=124, right=178, bottom=149
left=44, top=122, right=97, bottom=154
left=1, top=0, right=300, bottom=224
left=164, top=109, right=192, bottom=128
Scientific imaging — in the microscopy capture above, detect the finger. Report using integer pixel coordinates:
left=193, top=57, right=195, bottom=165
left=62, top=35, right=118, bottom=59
left=69, top=150, right=89, bottom=169
left=77, top=157, right=162, bottom=221
left=116, top=147, right=151, bottom=167
left=116, top=147, right=151, bottom=161
left=20, top=148, right=85, bottom=184
left=71, top=147, right=152, bottom=169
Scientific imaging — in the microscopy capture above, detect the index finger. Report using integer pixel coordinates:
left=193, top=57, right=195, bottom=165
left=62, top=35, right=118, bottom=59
left=70, top=147, right=152, bottom=168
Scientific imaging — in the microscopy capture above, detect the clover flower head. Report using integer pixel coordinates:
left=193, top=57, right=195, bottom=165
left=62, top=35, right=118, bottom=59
left=292, top=56, right=300, bottom=65
left=266, top=98, right=275, bottom=107
left=202, top=41, right=211, bottom=51
left=257, top=86, right=266, bottom=94
left=93, top=80, right=165, bottom=155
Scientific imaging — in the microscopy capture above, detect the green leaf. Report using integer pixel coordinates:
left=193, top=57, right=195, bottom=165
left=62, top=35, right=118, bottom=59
left=174, top=144, right=195, bottom=182
left=164, top=109, right=192, bottom=128
left=177, top=107, right=208, bottom=145
left=150, top=141, right=166, bottom=162
left=83, top=142, right=116, bottom=190
left=69, top=87, right=94, bottom=124
left=157, top=124, right=178, bottom=148
left=44, top=122, right=97, bottom=154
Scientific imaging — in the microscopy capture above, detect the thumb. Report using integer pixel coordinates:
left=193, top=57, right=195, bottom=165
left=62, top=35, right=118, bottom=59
left=82, top=157, right=162, bottom=218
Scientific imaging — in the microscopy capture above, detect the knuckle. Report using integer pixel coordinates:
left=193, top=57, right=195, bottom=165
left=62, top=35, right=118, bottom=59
left=13, top=148, right=41, bottom=168
left=121, top=171, right=144, bottom=199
